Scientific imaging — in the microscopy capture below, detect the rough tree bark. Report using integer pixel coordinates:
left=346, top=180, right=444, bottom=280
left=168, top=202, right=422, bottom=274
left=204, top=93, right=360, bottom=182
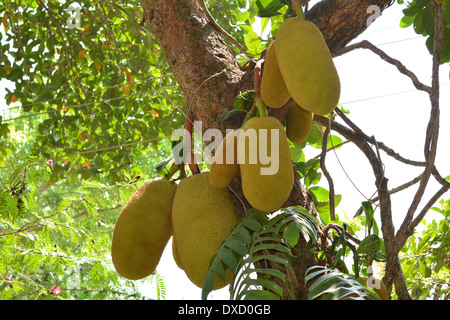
left=140, top=0, right=401, bottom=299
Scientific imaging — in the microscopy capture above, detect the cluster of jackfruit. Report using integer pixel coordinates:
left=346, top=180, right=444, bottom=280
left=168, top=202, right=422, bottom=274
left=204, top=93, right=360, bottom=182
left=111, top=172, right=238, bottom=291
left=210, top=14, right=340, bottom=213
left=261, top=16, right=341, bottom=143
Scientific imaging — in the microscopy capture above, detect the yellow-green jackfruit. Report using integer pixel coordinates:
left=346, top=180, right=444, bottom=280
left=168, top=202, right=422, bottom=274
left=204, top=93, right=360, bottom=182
left=172, top=172, right=238, bottom=289
left=260, top=41, right=291, bottom=109
left=111, top=179, right=177, bottom=280
left=171, top=237, right=183, bottom=270
left=275, top=18, right=340, bottom=116
left=237, top=116, right=294, bottom=212
left=209, top=130, right=239, bottom=188
left=286, top=102, right=314, bottom=143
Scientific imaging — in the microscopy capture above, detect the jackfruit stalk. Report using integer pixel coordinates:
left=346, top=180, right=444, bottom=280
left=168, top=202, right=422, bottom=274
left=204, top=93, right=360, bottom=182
left=172, top=172, right=238, bottom=289
left=286, top=102, right=314, bottom=143
left=275, top=18, right=340, bottom=115
left=260, top=41, right=291, bottom=109
left=237, top=116, right=294, bottom=212
left=111, top=179, right=177, bottom=280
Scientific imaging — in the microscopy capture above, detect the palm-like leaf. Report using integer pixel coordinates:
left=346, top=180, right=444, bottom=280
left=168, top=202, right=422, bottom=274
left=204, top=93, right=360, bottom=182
left=202, top=206, right=319, bottom=300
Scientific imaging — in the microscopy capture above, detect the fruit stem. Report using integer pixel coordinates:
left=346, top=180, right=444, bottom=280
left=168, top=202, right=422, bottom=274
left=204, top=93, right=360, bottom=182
left=292, top=0, right=305, bottom=21
left=255, top=96, right=268, bottom=117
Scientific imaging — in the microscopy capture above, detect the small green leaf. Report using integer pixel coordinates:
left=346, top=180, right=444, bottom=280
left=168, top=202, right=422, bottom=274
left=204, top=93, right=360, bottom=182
left=201, top=272, right=215, bottom=300
left=443, top=0, right=450, bottom=24
left=283, top=221, right=300, bottom=247
left=256, top=0, right=284, bottom=17
left=402, top=6, right=420, bottom=16
left=357, top=234, right=381, bottom=254
left=309, top=186, right=331, bottom=201
left=400, top=14, right=416, bottom=28
left=423, top=3, right=434, bottom=35
left=220, top=108, right=245, bottom=122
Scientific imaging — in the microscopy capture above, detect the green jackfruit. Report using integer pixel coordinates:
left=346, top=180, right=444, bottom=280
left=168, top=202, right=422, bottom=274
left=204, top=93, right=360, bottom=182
left=260, top=41, right=291, bottom=109
left=111, top=179, right=177, bottom=280
left=275, top=18, right=340, bottom=115
left=209, top=130, right=239, bottom=188
left=237, top=116, right=294, bottom=212
left=172, top=172, right=238, bottom=289
left=286, top=102, right=313, bottom=143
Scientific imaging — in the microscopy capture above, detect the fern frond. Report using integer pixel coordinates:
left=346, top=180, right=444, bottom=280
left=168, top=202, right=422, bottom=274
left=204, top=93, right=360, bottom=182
left=305, top=266, right=380, bottom=300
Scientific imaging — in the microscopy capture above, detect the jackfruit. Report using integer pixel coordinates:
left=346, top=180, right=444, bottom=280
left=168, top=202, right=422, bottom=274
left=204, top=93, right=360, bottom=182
left=237, top=116, right=294, bottom=212
left=358, top=277, right=390, bottom=300
left=286, top=102, right=314, bottom=143
left=209, top=130, right=239, bottom=188
left=275, top=18, right=340, bottom=116
left=172, top=172, right=238, bottom=289
left=111, top=179, right=177, bottom=280
left=172, top=237, right=183, bottom=270
left=260, top=41, right=291, bottom=109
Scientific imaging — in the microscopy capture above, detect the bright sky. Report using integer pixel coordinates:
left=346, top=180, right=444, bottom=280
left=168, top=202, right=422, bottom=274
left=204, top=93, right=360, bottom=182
left=0, top=1, right=448, bottom=300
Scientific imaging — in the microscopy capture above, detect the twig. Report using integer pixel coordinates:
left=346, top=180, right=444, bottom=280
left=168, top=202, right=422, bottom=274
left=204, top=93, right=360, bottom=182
left=353, top=173, right=424, bottom=217
left=319, top=116, right=336, bottom=221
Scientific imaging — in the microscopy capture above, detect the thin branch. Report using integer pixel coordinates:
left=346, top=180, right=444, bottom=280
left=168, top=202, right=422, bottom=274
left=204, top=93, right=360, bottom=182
left=354, top=173, right=424, bottom=217
left=319, top=116, right=336, bottom=221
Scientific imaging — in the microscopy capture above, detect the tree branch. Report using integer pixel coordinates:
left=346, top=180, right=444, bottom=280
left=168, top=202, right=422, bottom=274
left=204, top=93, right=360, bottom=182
left=394, top=0, right=444, bottom=255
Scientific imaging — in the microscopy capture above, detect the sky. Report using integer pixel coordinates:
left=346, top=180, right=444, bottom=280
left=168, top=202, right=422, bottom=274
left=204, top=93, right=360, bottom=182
left=0, top=1, right=448, bottom=300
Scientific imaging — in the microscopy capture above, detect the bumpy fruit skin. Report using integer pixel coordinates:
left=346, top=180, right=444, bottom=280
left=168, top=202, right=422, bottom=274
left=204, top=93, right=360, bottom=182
left=275, top=18, right=340, bottom=116
left=237, top=116, right=294, bottom=212
left=111, top=179, right=177, bottom=280
left=260, top=41, right=291, bottom=109
left=209, top=131, right=239, bottom=188
left=172, top=172, right=238, bottom=289
left=286, top=102, right=314, bottom=143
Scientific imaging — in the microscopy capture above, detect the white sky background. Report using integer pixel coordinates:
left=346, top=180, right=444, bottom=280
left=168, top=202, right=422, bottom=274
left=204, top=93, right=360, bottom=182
left=0, top=1, right=448, bottom=300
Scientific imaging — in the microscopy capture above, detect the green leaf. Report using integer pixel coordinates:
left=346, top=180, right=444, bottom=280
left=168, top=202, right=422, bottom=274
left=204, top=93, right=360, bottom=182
left=423, top=3, right=434, bottom=35
left=243, top=289, right=281, bottom=300
left=413, top=9, right=425, bottom=35
left=256, top=0, right=284, bottom=17
left=309, top=186, right=331, bottom=201
left=400, top=14, right=416, bottom=28
left=283, top=221, right=300, bottom=247
left=402, top=6, right=420, bottom=16
left=217, top=249, right=238, bottom=272
left=201, top=272, right=216, bottom=300
left=443, top=0, right=450, bottom=25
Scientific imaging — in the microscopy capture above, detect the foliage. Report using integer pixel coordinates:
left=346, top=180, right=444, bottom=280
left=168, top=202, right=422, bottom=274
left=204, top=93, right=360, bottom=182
left=398, top=0, right=450, bottom=63
left=400, top=199, right=450, bottom=299
left=0, top=158, right=165, bottom=299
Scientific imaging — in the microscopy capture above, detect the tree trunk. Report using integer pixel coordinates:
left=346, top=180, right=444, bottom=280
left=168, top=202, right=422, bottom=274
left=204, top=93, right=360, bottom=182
left=140, top=0, right=399, bottom=300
